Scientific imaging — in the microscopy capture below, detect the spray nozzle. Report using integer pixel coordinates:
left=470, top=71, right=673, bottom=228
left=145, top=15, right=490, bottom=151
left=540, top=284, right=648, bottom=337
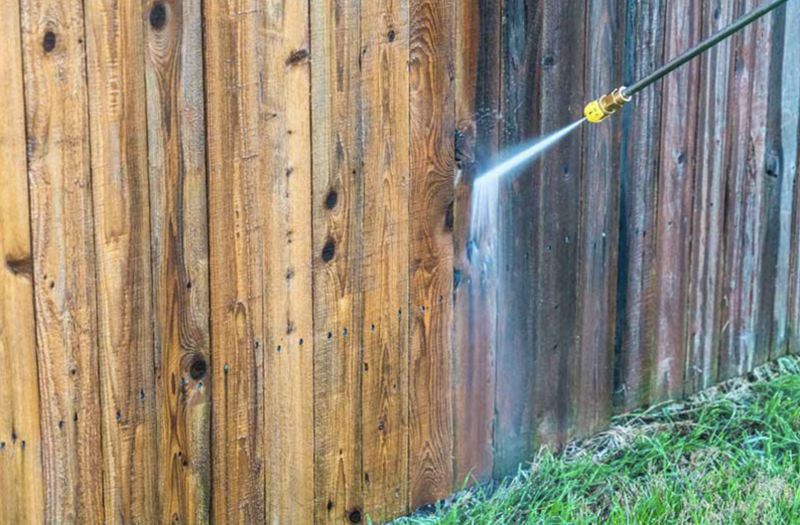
left=584, top=87, right=632, bottom=124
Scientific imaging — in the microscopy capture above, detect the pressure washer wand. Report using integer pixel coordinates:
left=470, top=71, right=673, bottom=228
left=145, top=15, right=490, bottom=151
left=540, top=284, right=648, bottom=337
left=584, top=0, right=792, bottom=124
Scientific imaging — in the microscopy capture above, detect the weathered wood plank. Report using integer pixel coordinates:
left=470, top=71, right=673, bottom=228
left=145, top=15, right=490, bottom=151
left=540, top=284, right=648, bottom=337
left=19, top=0, right=105, bottom=521
left=261, top=0, right=315, bottom=523
left=311, top=0, right=364, bottom=522
left=685, top=0, right=735, bottom=395
left=786, top=0, right=800, bottom=357
left=533, top=0, right=585, bottom=446
left=452, top=0, right=501, bottom=486
left=83, top=0, right=158, bottom=521
left=359, top=0, right=410, bottom=520
left=409, top=0, right=456, bottom=507
left=0, top=0, right=45, bottom=520
left=651, top=0, right=702, bottom=403
left=762, top=2, right=799, bottom=360
left=719, top=0, right=773, bottom=380
left=204, top=0, right=266, bottom=521
left=143, top=0, right=211, bottom=522
left=576, top=0, right=624, bottom=437
left=614, top=0, right=665, bottom=412
left=494, top=0, right=543, bottom=475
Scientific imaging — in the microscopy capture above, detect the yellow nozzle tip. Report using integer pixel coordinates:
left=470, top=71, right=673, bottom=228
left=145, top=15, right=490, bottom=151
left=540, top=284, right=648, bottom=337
left=584, top=100, right=609, bottom=124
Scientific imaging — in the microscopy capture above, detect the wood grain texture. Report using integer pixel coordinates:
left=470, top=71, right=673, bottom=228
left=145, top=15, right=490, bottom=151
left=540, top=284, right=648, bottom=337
left=0, top=0, right=45, bottom=520
left=452, top=0, right=501, bottom=486
left=576, top=0, right=624, bottom=438
left=261, top=0, right=315, bottom=522
left=533, top=0, right=585, bottom=446
left=311, top=0, right=365, bottom=522
left=762, top=2, right=799, bottom=360
left=360, top=0, right=410, bottom=520
left=685, top=0, right=735, bottom=394
left=19, top=0, right=105, bottom=521
left=614, top=0, right=665, bottom=412
left=651, top=0, right=701, bottom=403
left=143, top=0, right=211, bottom=522
left=493, top=0, right=542, bottom=476
left=204, top=0, right=266, bottom=521
left=409, top=0, right=455, bottom=507
left=83, top=0, right=159, bottom=521
left=718, top=0, right=773, bottom=380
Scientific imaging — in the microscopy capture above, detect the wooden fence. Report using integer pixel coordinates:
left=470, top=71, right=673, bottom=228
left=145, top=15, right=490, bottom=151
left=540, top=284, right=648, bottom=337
left=0, top=0, right=798, bottom=523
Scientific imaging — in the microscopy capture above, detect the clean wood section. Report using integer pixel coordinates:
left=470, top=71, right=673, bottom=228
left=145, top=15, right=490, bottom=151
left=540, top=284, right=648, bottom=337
left=84, top=0, right=159, bottom=521
left=576, top=0, right=624, bottom=438
left=204, top=0, right=266, bottom=521
left=685, top=0, right=735, bottom=395
left=262, top=0, right=315, bottom=523
left=311, top=0, right=364, bottom=522
left=651, top=0, right=701, bottom=403
left=614, top=0, right=665, bottom=412
left=143, top=0, right=212, bottom=522
left=360, top=0, right=410, bottom=521
left=452, top=0, right=501, bottom=486
left=19, top=0, right=105, bottom=521
left=0, top=0, right=45, bottom=520
left=718, top=0, right=773, bottom=380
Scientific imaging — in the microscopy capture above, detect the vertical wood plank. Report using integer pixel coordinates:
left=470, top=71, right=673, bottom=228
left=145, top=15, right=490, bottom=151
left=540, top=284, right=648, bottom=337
left=0, top=0, right=45, bottom=520
left=786, top=0, right=800, bottom=357
left=311, top=0, right=364, bottom=522
left=719, top=0, right=773, bottom=380
left=409, top=0, right=455, bottom=507
left=83, top=0, right=159, bottom=521
left=19, top=0, right=105, bottom=521
left=262, top=0, right=315, bottom=523
left=651, top=0, right=701, bottom=403
left=359, top=0, right=410, bottom=520
left=762, top=2, right=799, bottom=360
left=494, top=0, right=542, bottom=475
left=685, top=0, right=735, bottom=395
left=613, top=0, right=664, bottom=412
left=577, top=0, right=624, bottom=437
left=204, top=0, right=266, bottom=521
left=143, top=0, right=211, bottom=522
left=452, top=0, right=501, bottom=486
left=533, top=0, right=585, bottom=445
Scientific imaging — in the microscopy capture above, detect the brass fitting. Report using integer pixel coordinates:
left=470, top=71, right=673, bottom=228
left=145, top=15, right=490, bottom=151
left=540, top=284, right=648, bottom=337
left=584, top=87, right=632, bottom=124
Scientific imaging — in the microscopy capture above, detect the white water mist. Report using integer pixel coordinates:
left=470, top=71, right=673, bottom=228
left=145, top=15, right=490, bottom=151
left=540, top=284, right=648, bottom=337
left=470, top=118, right=586, bottom=236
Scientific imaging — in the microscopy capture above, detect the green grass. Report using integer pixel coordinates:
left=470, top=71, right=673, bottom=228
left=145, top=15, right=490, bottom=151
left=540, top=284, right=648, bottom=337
left=394, top=357, right=800, bottom=525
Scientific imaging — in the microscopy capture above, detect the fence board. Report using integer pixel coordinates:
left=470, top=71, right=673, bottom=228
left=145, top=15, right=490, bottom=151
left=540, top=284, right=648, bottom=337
left=763, top=3, right=799, bottom=360
left=261, top=1, right=316, bottom=523
left=614, top=0, right=665, bottom=412
left=143, top=0, right=211, bottom=522
left=84, top=1, right=159, bottom=520
left=358, top=0, right=411, bottom=520
left=19, top=0, right=105, bottom=521
left=311, top=0, right=365, bottom=522
left=493, top=0, right=542, bottom=475
left=719, top=0, right=773, bottom=380
left=452, top=0, right=501, bottom=486
left=685, top=0, right=735, bottom=395
left=204, top=0, right=266, bottom=521
left=0, top=0, right=45, bottom=520
left=651, top=0, right=702, bottom=403
left=577, top=0, right=624, bottom=437
left=409, top=0, right=456, bottom=507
